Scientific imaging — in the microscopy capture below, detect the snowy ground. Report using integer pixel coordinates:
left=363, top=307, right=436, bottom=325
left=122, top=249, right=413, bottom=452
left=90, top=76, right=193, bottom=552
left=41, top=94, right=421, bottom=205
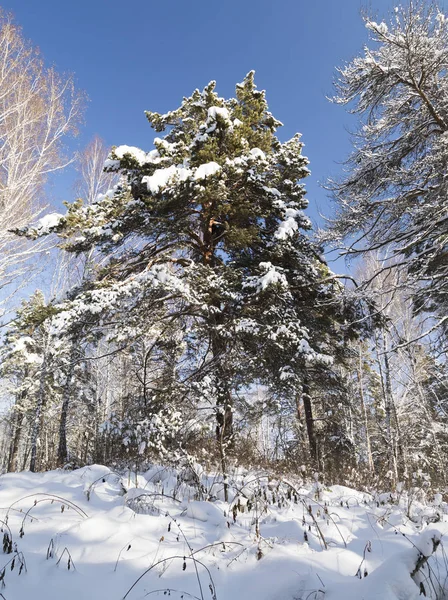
left=0, top=465, right=447, bottom=600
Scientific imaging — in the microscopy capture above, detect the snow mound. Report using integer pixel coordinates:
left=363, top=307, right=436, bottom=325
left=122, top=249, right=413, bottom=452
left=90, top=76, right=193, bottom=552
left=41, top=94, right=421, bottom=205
left=184, top=500, right=226, bottom=525
left=0, top=466, right=447, bottom=600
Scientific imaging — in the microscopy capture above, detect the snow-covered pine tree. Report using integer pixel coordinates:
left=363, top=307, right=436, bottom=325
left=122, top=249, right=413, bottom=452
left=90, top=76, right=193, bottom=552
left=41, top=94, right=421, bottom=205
left=325, top=2, right=448, bottom=341
left=0, top=294, right=45, bottom=471
left=18, top=72, right=357, bottom=481
left=0, top=292, right=60, bottom=471
left=1, top=290, right=99, bottom=471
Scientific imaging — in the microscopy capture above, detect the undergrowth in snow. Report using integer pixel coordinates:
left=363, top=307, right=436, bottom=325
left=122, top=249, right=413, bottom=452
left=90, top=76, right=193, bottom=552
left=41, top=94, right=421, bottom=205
left=0, top=465, right=447, bottom=599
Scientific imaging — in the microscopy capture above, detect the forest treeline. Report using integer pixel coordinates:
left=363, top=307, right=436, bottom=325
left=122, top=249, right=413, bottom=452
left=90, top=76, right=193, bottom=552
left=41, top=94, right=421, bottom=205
left=1, top=2, right=448, bottom=493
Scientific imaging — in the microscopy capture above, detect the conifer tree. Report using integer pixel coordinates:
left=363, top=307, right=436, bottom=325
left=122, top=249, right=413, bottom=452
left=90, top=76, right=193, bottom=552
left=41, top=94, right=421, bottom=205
left=18, top=73, right=356, bottom=482
left=1, top=292, right=58, bottom=471
left=1, top=295, right=43, bottom=471
left=325, top=2, right=448, bottom=340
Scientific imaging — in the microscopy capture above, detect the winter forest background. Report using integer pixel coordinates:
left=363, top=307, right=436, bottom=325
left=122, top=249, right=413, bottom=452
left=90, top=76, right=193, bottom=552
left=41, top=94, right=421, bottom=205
left=1, top=0, right=448, bottom=498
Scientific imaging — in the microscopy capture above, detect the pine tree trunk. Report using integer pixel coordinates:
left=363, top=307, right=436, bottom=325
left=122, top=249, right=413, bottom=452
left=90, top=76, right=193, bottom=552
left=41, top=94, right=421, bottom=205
left=8, top=406, right=25, bottom=472
left=202, top=206, right=233, bottom=501
left=295, top=393, right=307, bottom=454
left=8, top=368, right=29, bottom=472
left=21, top=440, right=30, bottom=471
left=93, top=392, right=102, bottom=463
left=82, top=434, right=90, bottom=465
left=211, top=333, right=233, bottom=503
left=29, top=351, right=48, bottom=472
left=0, top=433, right=9, bottom=472
left=57, top=344, right=76, bottom=467
left=302, top=375, right=319, bottom=469
left=215, top=377, right=233, bottom=503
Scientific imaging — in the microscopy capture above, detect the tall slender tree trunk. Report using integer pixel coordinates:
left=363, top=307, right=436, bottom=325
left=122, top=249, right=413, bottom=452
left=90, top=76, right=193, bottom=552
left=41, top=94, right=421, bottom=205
left=376, top=331, right=399, bottom=482
left=382, top=333, right=408, bottom=480
left=214, top=354, right=233, bottom=503
left=21, top=441, right=30, bottom=472
left=8, top=405, right=25, bottom=472
left=407, top=348, right=444, bottom=483
left=302, top=374, right=320, bottom=470
left=57, top=342, right=76, bottom=467
left=212, top=324, right=233, bottom=502
left=29, top=350, right=48, bottom=472
left=93, top=389, right=102, bottom=463
left=295, top=393, right=307, bottom=451
left=8, top=367, right=29, bottom=472
left=357, top=347, right=374, bottom=474
left=202, top=211, right=234, bottom=502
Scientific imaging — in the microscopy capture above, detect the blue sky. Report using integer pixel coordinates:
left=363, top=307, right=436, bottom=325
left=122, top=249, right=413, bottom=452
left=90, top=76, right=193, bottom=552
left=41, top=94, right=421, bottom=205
left=4, top=0, right=407, bottom=267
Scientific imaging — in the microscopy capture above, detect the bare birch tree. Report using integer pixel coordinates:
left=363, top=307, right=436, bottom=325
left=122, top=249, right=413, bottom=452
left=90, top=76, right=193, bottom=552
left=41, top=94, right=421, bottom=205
left=0, top=10, right=84, bottom=317
left=50, top=136, right=118, bottom=295
left=74, top=135, right=117, bottom=205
